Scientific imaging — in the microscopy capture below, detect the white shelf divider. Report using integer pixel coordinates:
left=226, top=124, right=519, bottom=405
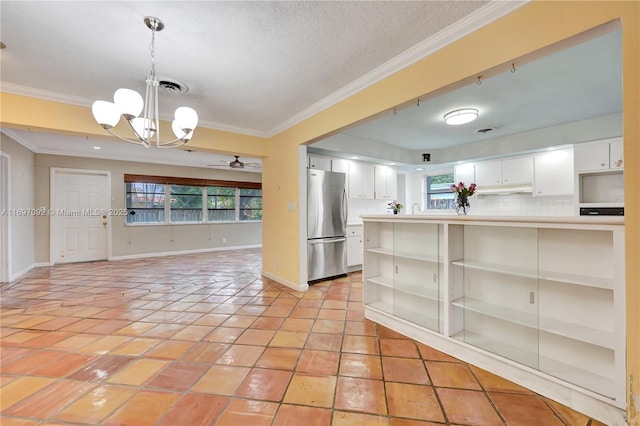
left=451, top=297, right=615, bottom=349
left=367, top=275, right=439, bottom=301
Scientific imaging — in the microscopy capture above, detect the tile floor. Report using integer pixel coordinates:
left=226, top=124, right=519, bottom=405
left=1, top=248, right=604, bottom=425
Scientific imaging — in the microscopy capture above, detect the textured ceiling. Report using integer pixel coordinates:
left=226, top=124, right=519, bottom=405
left=0, top=2, right=622, bottom=172
left=1, top=0, right=490, bottom=136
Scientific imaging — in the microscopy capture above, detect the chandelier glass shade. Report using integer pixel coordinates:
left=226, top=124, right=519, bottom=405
left=92, top=16, right=197, bottom=148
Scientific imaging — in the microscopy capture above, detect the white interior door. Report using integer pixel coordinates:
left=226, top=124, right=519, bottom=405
left=52, top=169, right=110, bottom=264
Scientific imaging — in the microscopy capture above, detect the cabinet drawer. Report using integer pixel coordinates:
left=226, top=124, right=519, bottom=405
left=347, top=225, right=363, bottom=237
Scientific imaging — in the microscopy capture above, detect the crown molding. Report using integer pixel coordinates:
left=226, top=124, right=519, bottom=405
left=1, top=128, right=39, bottom=152
left=268, top=0, right=529, bottom=136
left=0, top=83, right=270, bottom=139
left=0, top=82, right=91, bottom=107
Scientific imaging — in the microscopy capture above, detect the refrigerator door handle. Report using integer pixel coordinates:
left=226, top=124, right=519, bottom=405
left=308, top=237, right=346, bottom=245
left=342, top=188, right=348, bottom=228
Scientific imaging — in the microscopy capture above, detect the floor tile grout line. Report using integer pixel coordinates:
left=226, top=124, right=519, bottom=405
left=2, top=249, right=601, bottom=425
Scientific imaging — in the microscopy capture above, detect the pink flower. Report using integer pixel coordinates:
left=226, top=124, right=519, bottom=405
left=451, top=182, right=477, bottom=196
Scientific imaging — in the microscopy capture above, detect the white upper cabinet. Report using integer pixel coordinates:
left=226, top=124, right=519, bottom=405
left=475, top=156, right=533, bottom=188
left=348, top=161, right=375, bottom=199
left=453, top=163, right=475, bottom=186
left=609, top=138, right=624, bottom=169
left=533, top=147, right=574, bottom=197
left=374, top=165, right=397, bottom=200
left=574, top=137, right=623, bottom=172
left=331, top=158, right=349, bottom=174
left=502, top=156, right=534, bottom=185
left=475, top=160, right=502, bottom=186
left=308, top=155, right=332, bottom=171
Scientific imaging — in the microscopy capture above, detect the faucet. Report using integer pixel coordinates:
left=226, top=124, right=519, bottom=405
left=412, top=203, right=422, bottom=215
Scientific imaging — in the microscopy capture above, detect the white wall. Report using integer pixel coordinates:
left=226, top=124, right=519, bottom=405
left=0, top=133, right=35, bottom=279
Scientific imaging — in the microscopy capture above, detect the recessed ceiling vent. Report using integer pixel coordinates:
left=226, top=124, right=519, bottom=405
left=476, top=127, right=496, bottom=134
left=158, top=79, right=189, bottom=94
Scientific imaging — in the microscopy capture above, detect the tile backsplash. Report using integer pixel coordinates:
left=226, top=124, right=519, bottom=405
left=470, top=193, right=575, bottom=216
left=348, top=198, right=391, bottom=223
left=348, top=194, right=576, bottom=221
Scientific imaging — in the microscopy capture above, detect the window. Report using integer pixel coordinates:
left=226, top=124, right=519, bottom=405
left=239, top=188, right=262, bottom=221
left=126, top=183, right=165, bottom=223
left=170, top=185, right=203, bottom=222
left=426, top=173, right=455, bottom=210
left=207, top=186, right=236, bottom=222
left=124, top=174, right=261, bottom=225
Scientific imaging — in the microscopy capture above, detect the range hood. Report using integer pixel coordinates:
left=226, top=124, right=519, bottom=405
left=475, top=184, right=533, bottom=195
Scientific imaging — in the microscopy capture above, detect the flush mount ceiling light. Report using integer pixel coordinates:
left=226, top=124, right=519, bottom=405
left=443, top=108, right=479, bottom=126
left=92, top=16, right=198, bottom=149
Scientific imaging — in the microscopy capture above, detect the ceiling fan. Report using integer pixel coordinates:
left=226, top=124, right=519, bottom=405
left=208, top=155, right=261, bottom=170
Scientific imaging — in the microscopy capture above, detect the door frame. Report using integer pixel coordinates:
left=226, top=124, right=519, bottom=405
left=49, top=167, right=112, bottom=265
left=0, top=152, right=10, bottom=282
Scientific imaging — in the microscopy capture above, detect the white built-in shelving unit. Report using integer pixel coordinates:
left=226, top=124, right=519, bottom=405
left=362, top=215, right=625, bottom=426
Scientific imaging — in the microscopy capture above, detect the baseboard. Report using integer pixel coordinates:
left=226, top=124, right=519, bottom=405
left=9, top=262, right=47, bottom=281
left=261, top=270, right=309, bottom=292
left=364, top=307, right=627, bottom=426
left=110, top=244, right=262, bottom=261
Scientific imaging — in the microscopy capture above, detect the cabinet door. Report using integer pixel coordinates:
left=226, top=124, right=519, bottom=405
left=454, top=163, right=475, bottom=186
left=475, top=160, right=503, bottom=186
left=574, top=141, right=609, bottom=172
left=374, top=165, right=397, bottom=200
left=533, top=148, right=574, bottom=196
left=308, top=155, right=332, bottom=171
left=348, top=161, right=374, bottom=199
left=347, top=235, right=363, bottom=266
left=609, top=138, right=623, bottom=169
left=332, top=158, right=349, bottom=174
left=360, top=164, right=375, bottom=199
left=347, top=161, right=363, bottom=198
left=502, top=156, right=533, bottom=185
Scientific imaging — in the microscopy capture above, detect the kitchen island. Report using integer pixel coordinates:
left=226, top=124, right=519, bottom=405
left=361, top=214, right=625, bottom=425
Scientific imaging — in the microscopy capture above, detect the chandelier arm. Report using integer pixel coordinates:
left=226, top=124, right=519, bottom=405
left=102, top=127, right=149, bottom=147
left=155, top=137, right=190, bottom=148
left=125, top=119, right=151, bottom=148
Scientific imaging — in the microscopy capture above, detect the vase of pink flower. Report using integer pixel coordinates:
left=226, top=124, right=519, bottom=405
left=388, top=200, right=403, bottom=214
left=451, top=182, right=476, bottom=215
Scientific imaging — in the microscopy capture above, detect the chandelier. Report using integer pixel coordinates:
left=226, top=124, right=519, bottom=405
left=91, top=16, right=198, bottom=148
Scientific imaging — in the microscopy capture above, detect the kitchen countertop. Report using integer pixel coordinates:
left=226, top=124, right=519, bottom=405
left=360, top=214, right=624, bottom=226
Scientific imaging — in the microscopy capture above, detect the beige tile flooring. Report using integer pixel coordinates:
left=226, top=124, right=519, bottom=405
left=0, top=248, right=604, bottom=425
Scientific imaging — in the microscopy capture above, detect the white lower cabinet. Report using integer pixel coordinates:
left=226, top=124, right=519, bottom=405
left=363, top=216, right=625, bottom=425
left=346, top=225, right=363, bottom=267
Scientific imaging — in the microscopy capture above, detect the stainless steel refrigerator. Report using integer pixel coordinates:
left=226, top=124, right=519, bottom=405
left=307, top=169, right=347, bottom=283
